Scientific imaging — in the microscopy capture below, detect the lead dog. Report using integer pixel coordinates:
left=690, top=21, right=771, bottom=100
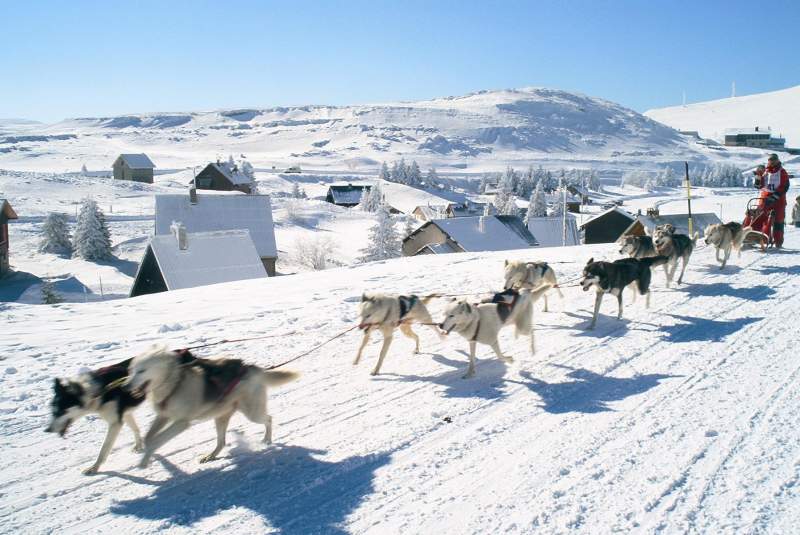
left=439, top=287, right=547, bottom=378
left=126, top=346, right=298, bottom=468
left=355, top=293, right=440, bottom=375
left=580, top=256, right=667, bottom=329
left=503, top=260, right=563, bottom=311
left=704, top=222, right=767, bottom=269
left=653, top=225, right=699, bottom=286
left=46, top=358, right=145, bottom=474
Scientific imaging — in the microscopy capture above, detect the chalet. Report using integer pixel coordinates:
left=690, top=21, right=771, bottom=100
left=723, top=127, right=786, bottom=150
left=402, top=215, right=538, bottom=256
left=580, top=206, right=637, bottom=244
left=325, top=183, right=372, bottom=207
left=192, top=161, right=253, bottom=194
left=622, top=208, right=722, bottom=238
left=154, top=191, right=278, bottom=275
left=380, top=181, right=460, bottom=215
left=526, top=215, right=580, bottom=247
left=1, top=199, right=19, bottom=277
left=129, top=226, right=266, bottom=298
left=113, top=154, right=155, bottom=183
left=412, top=205, right=450, bottom=222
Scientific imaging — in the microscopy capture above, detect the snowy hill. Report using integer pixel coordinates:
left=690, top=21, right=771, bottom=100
left=645, top=85, right=800, bottom=148
left=3, top=210, right=799, bottom=533
left=0, top=88, right=721, bottom=173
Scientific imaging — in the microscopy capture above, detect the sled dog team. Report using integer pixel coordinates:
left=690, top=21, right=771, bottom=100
left=46, top=221, right=756, bottom=474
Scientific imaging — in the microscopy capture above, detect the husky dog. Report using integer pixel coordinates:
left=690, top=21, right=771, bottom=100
left=439, top=287, right=547, bottom=378
left=503, top=260, right=563, bottom=312
left=580, top=256, right=668, bottom=329
left=46, top=358, right=145, bottom=474
left=355, top=293, right=440, bottom=375
left=619, top=235, right=658, bottom=259
left=653, top=225, right=700, bottom=286
left=704, top=222, right=767, bottom=269
left=126, top=347, right=298, bottom=468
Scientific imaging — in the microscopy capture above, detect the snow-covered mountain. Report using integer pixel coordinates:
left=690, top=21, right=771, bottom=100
left=0, top=88, right=720, bottom=173
left=645, top=85, right=800, bottom=148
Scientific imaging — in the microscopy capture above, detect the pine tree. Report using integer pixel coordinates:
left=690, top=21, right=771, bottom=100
left=358, top=182, right=383, bottom=212
left=550, top=188, right=566, bottom=217
left=240, top=159, right=255, bottom=181
left=587, top=169, right=601, bottom=191
left=501, top=195, right=519, bottom=217
left=81, top=164, right=88, bottom=175
left=41, top=280, right=63, bottom=305
left=426, top=167, right=440, bottom=189
left=359, top=208, right=401, bottom=263
left=397, top=158, right=409, bottom=184
left=378, top=161, right=390, bottom=181
left=39, top=212, right=72, bottom=255
left=390, top=161, right=401, bottom=183
left=524, top=180, right=547, bottom=225
left=407, top=160, right=422, bottom=186
left=291, top=182, right=304, bottom=199
left=73, top=198, right=112, bottom=260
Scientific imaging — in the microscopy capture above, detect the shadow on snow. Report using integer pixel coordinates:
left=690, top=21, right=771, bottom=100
left=678, top=282, right=776, bottom=302
left=111, top=443, right=391, bottom=534
left=659, top=313, right=762, bottom=343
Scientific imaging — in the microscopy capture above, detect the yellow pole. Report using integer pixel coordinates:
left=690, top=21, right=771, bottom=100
left=684, top=162, right=693, bottom=236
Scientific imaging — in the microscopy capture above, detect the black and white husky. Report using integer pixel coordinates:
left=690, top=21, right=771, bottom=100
left=46, top=358, right=145, bottom=474
left=653, top=225, right=700, bottom=286
left=126, top=346, right=298, bottom=468
left=355, top=293, right=441, bottom=375
left=580, top=256, right=667, bottom=329
left=704, top=222, right=766, bottom=269
left=439, top=287, right=547, bottom=378
left=503, top=260, right=563, bottom=311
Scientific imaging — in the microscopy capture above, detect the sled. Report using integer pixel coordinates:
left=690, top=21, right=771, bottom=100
left=742, top=197, right=773, bottom=251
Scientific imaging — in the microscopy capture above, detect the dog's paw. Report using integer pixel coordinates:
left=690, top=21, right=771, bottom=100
left=82, top=465, right=99, bottom=475
left=138, top=457, right=151, bottom=469
left=502, top=357, right=514, bottom=363
left=132, top=444, right=144, bottom=453
left=198, top=454, right=217, bottom=464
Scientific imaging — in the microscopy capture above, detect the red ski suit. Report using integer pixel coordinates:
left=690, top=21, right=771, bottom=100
left=744, top=164, right=790, bottom=246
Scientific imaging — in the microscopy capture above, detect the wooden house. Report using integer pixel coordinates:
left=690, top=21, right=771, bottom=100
left=1, top=199, right=18, bottom=277
left=192, top=161, right=253, bottom=194
left=154, top=191, right=278, bottom=275
left=325, top=183, right=372, bottom=207
left=113, top=154, right=155, bottom=183
left=579, top=206, right=637, bottom=244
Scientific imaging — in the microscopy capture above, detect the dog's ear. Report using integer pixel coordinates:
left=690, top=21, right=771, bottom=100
left=504, top=259, right=508, bottom=266
left=361, top=293, right=368, bottom=302
left=53, top=378, right=64, bottom=392
left=587, top=257, right=594, bottom=265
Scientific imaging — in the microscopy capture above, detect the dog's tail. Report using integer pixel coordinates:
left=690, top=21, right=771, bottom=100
left=261, top=369, right=300, bottom=387
left=420, top=293, right=440, bottom=304
left=691, top=231, right=700, bottom=245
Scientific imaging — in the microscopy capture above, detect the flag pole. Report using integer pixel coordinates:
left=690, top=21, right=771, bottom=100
left=684, top=162, right=693, bottom=236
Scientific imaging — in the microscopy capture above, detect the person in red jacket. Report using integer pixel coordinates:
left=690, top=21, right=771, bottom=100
left=761, top=153, right=791, bottom=248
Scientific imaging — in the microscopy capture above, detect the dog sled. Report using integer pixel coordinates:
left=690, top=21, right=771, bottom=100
left=742, top=197, right=773, bottom=251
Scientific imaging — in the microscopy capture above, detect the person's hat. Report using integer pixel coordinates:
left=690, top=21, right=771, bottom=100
left=768, top=153, right=780, bottom=162
left=756, top=164, right=766, bottom=171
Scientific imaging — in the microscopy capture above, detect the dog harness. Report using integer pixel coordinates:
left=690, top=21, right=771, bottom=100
left=398, top=295, right=418, bottom=320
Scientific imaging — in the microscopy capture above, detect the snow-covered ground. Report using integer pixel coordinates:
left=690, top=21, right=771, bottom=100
left=645, top=85, right=800, bottom=149
left=2, top=182, right=798, bottom=533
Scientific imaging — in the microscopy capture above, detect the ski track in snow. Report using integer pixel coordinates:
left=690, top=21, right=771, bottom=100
left=2, top=226, right=800, bottom=533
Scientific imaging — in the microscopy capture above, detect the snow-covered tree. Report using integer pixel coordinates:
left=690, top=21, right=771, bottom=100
left=550, top=188, right=567, bottom=217
left=39, top=212, right=72, bottom=255
left=390, top=161, right=401, bottom=183
left=358, top=182, right=383, bottom=212
left=293, top=236, right=337, bottom=270
left=407, top=160, right=422, bottom=186
left=524, top=180, right=547, bottom=225
left=478, top=174, right=491, bottom=193
left=41, top=280, right=63, bottom=305
left=73, top=198, right=112, bottom=261
left=240, top=159, right=255, bottom=181
left=425, top=167, right=440, bottom=188
left=80, top=164, right=88, bottom=175
left=378, top=161, right=390, bottom=181
left=587, top=169, right=601, bottom=191
left=290, top=181, right=307, bottom=199
left=359, top=208, right=402, bottom=263
left=403, top=217, right=417, bottom=239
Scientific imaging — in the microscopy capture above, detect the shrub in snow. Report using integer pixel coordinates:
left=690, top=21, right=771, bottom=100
left=524, top=181, right=548, bottom=225
left=359, top=208, right=402, bottom=263
left=293, top=236, right=337, bottom=270
left=41, top=280, right=63, bottom=305
left=73, top=198, right=112, bottom=260
left=39, top=212, right=72, bottom=255
left=290, top=182, right=307, bottom=199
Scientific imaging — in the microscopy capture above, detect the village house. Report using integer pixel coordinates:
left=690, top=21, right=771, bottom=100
left=129, top=225, right=266, bottom=298
left=526, top=215, right=580, bottom=247
left=192, top=161, right=253, bottom=194
left=1, top=198, right=19, bottom=277
left=580, top=206, right=637, bottom=244
left=402, top=215, right=538, bottom=256
left=112, top=153, right=155, bottom=183
left=448, top=200, right=487, bottom=218
left=325, top=183, right=372, bottom=207
left=723, top=127, right=786, bottom=151
left=622, top=207, right=721, bottom=238
left=154, top=191, right=278, bottom=275
left=380, top=181, right=462, bottom=216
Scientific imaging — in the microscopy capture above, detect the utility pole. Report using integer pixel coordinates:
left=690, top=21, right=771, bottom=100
left=684, top=162, right=694, bottom=236
left=562, top=187, right=567, bottom=246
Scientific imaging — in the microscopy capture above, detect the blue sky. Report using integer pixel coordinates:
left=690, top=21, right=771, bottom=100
left=2, top=0, right=798, bottom=122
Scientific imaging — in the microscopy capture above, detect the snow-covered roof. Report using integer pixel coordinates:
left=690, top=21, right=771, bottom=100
left=378, top=180, right=460, bottom=215
left=327, top=184, right=371, bottom=205
left=145, top=230, right=266, bottom=292
left=724, top=128, right=772, bottom=136
left=450, top=201, right=486, bottom=217
left=579, top=206, right=635, bottom=229
left=117, top=153, right=155, bottom=169
left=155, top=193, right=277, bottom=258
left=428, top=215, right=538, bottom=252
left=526, top=216, right=580, bottom=247
left=625, top=212, right=722, bottom=237
left=417, top=242, right=460, bottom=255
left=202, top=162, right=252, bottom=186
left=0, top=198, right=18, bottom=219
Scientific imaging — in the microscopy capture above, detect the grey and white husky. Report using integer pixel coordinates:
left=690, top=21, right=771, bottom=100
left=439, top=287, right=547, bottom=378
left=580, top=256, right=668, bottom=329
left=704, top=222, right=766, bottom=269
left=46, top=358, right=145, bottom=474
left=126, top=346, right=298, bottom=468
left=355, top=293, right=441, bottom=375
left=503, top=260, right=563, bottom=311
left=653, top=225, right=700, bottom=286
left=619, top=235, right=658, bottom=259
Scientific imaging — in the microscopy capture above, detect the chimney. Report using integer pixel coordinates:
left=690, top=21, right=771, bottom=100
left=189, top=187, right=198, bottom=204
left=479, top=215, right=486, bottom=233
left=171, top=221, right=188, bottom=250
